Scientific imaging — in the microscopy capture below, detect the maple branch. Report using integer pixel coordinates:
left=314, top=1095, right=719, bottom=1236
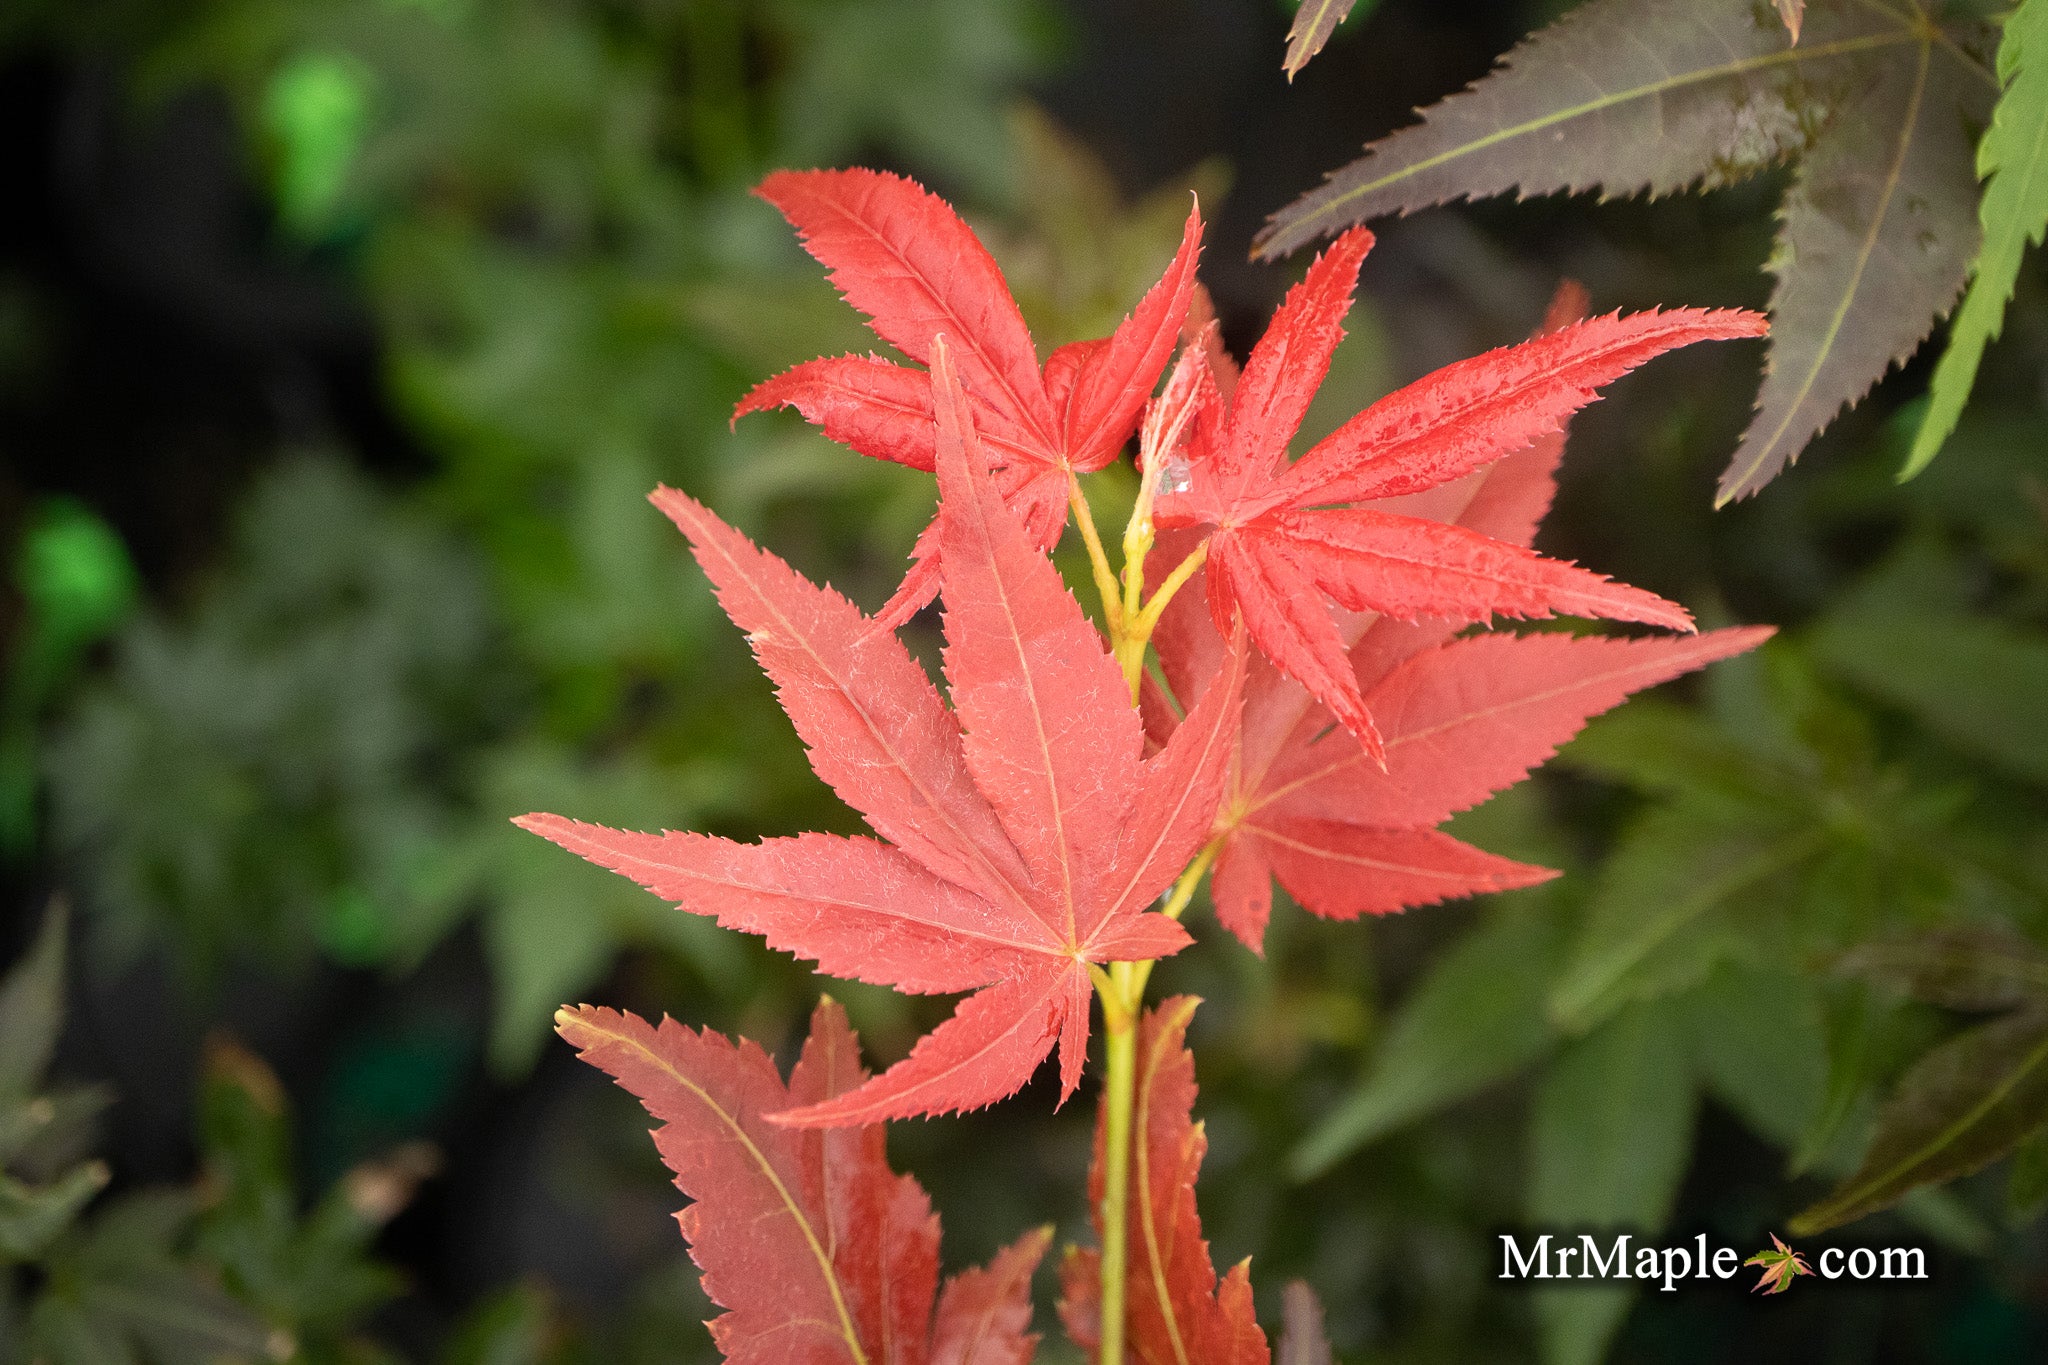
left=1092, top=836, right=1220, bottom=1364
left=1067, top=467, right=1125, bottom=633
left=1096, top=989, right=1139, bottom=1365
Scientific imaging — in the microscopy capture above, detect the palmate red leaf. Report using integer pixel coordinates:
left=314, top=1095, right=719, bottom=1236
left=1153, top=226, right=1763, bottom=753
left=1143, top=286, right=1773, bottom=948
left=1192, top=621, right=1771, bottom=949
left=1058, top=998, right=1270, bottom=1365
left=559, top=998, right=1046, bottom=1364
left=521, top=344, right=1244, bottom=1126
left=737, top=169, right=1202, bottom=625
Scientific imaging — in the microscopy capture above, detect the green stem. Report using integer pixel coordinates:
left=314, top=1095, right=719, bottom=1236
left=1113, top=538, right=1210, bottom=703
left=1096, top=976, right=1139, bottom=1365
left=1092, top=841, right=1216, bottom=1365
left=1068, top=469, right=1125, bottom=634
left=1072, top=417, right=1218, bottom=1362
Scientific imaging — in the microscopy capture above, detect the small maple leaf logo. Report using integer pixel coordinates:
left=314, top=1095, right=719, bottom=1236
left=1744, top=1234, right=1813, bottom=1295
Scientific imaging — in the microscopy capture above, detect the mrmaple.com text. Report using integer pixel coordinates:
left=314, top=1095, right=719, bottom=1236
left=1502, top=1234, right=1928, bottom=1290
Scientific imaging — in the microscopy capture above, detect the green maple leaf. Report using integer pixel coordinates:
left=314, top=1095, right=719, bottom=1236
left=1256, top=0, right=2000, bottom=503
left=1744, top=1233, right=1813, bottom=1293
left=1904, top=0, right=2048, bottom=476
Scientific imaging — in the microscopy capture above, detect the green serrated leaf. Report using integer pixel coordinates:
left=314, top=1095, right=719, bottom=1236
left=1812, top=608, right=2048, bottom=787
left=1292, top=901, right=1567, bottom=1177
left=1905, top=0, right=2048, bottom=476
left=1530, top=1002, right=1696, bottom=1365
left=0, top=901, right=67, bottom=1102
left=1792, top=1005, right=2048, bottom=1235
left=1832, top=925, right=2048, bottom=1011
left=1550, top=808, right=1819, bottom=1032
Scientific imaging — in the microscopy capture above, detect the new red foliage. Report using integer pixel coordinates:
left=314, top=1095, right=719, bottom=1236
left=736, top=169, right=1202, bottom=625
left=1151, top=227, right=1765, bottom=761
left=558, top=998, right=1045, bottom=1364
left=522, top=345, right=1245, bottom=1125
left=535, top=165, right=1778, bottom=1359
left=1058, top=997, right=1269, bottom=1365
left=1133, top=281, right=1772, bottom=948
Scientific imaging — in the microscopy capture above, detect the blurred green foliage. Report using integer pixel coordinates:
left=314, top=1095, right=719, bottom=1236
left=23, top=0, right=1066, bottom=1072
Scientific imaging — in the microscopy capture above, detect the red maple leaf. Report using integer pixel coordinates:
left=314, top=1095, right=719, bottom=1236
left=735, top=168, right=1201, bottom=626
left=1145, top=284, right=1774, bottom=948
left=1058, top=997, right=1269, bottom=1365
left=521, top=345, right=1246, bottom=1125
left=1150, top=227, right=1766, bottom=762
left=559, top=997, right=1051, bottom=1363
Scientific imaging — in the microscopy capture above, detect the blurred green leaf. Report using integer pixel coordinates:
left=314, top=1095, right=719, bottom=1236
left=1793, top=1006, right=2048, bottom=1235
left=1292, top=900, right=1567, bottom=1177
left=0, top=902, right=66, bottom=1102
left=29, top=1190, right=280, bottom=1365
left=441, top=1283, right=563, bottom=1365
left=1557, top=698, right=1801, bottom=814
left=1529, top=1002, right=1696, bottom=1365
left=2006, top=1125, right=2048, bottom=1220
left=1550, top=807, right=1818, bottom=1032
left=196, top=1035, right=432, bottom=1347
left=1814, top=608, right=2048, bottom=788
left=0, top=1161, right=108, bottom=1261
left=263, top=50, right=375, bottom=236
left=469, top=740, right=754, bottom=1073
left=1682, top=963, right=1827, bottom=1150
left=43, top=457, right=495, bottom=972
left=1832, top=925, right=2048, bottom=1012
left=14, top=500, right=137, bottom=653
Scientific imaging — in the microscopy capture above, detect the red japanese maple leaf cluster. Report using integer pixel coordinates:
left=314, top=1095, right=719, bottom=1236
left=1148, top=228, right=1763, bottom=761
left=526, top=166, right=1767, bottom=1115
left=736, top=168, right=1200, bottom=626
left=522, top=344, right=1245, bottom=1126
left=1144, top=284, right=1772, bottom=948
left=524, top=166, right=1770, bottom=1361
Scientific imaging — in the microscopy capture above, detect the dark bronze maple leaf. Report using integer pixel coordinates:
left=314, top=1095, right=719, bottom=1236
left=1259, top=0, right=1999, bottom=502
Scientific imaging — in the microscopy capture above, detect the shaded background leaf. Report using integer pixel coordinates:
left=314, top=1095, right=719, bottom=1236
left=1793, top=1007, right=2048, bottom=1235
